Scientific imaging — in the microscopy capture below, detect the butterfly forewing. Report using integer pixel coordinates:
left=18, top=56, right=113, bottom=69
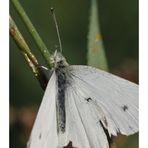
left=27, top=72, right=58, bottom=148
left=68, top=65, right=138, bottom=136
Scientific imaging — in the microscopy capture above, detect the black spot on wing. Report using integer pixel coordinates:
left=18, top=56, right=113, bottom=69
left=129, top=125, right=133, bottom=130
left=39, top=133, right=42, bottom=140
left=85, top=97, right=92, bottom=102
left=122, top=105, right=128, bottom=111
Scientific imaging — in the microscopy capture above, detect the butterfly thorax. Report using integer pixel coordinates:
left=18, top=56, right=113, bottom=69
left=50, top=51, right=69, bottom=69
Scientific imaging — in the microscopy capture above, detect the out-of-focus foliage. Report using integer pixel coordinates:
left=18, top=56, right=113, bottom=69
left=87, top=0, right=108, bottom=71
left=10, top=0, right=138, bottom=148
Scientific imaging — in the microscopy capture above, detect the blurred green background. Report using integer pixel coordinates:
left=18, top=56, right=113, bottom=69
left=10, top=0, right=138, bottom=148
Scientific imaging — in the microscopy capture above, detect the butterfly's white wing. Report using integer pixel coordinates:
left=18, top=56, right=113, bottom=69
left=67, top=65, right=138, bottom=137
left=28, top=69, right=109, bottom=148
left=27, top=65, right=138, bottom=148
left=27, top=72, right=58, bottom=148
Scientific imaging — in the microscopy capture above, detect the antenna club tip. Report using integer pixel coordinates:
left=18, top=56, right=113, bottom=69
left=50, top=7, right=54, bottom=13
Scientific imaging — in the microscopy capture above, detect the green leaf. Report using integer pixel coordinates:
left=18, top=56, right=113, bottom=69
left=87, top=0, right=108, bottom=71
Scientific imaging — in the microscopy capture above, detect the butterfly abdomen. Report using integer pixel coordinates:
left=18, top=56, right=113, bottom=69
left=55, top=64, right=68, bottom=133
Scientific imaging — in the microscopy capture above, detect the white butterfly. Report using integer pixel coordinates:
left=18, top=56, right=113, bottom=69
left=27, top=51, right=138, bottom=148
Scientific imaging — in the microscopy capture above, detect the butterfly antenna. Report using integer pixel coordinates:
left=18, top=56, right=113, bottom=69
left=50, top=7, right=63, bottom=53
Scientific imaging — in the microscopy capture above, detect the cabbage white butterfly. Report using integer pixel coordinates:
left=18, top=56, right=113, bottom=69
left=27, top=9, right=138, bottom=148
left=27, top=51, right=138, bottom=148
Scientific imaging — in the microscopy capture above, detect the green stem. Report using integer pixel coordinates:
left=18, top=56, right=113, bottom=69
left=10, top=16, right=39, bottom=77
left=11, top=0, right=51, bottom=67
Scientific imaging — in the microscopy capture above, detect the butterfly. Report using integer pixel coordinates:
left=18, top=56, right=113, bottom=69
left=27, top=50, right=138, bottom=148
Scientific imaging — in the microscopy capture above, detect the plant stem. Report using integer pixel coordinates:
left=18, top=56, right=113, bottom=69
left=11, top=0, right=51, bottom=67
left=10, top=16, right=39, bottom=77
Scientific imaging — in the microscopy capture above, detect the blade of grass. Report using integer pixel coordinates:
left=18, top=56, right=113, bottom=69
left=10, top=16, right=49, bottom=89
left=10, top=16, right=38, bottom=71
left=9, top=16, right=41, bottom=82
left=11, top=0, right=51, bottom=67
left=87, top=0, right=108, bottom=71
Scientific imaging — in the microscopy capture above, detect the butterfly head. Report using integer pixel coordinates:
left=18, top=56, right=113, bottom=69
left=50, top=50, right=68, bottom=68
